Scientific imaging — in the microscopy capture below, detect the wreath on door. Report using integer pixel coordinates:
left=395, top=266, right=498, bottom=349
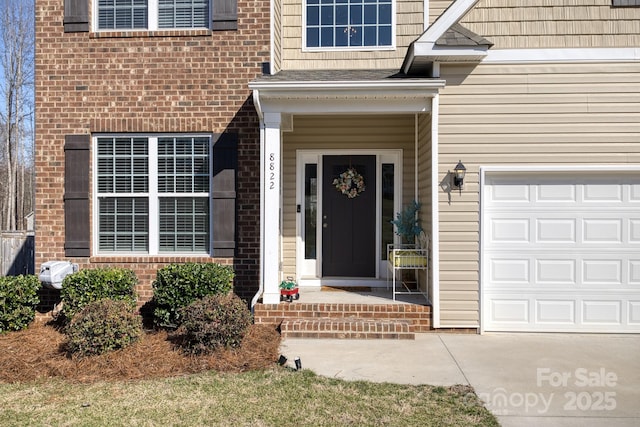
left=333, top=167, right=365, bottom=198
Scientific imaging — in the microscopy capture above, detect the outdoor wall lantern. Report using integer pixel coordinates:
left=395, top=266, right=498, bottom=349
left=453, top=160, right=466, bottom=189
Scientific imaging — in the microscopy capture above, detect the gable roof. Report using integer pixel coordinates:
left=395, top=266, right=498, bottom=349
left=402, top=0, right=491, bottom=75
left=436, top=23, right=493, bottom=48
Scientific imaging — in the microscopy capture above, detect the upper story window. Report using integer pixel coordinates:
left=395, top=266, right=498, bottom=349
left=97, top=0, right=210, bottom=31
left=305, top=0, right=394, bottom=49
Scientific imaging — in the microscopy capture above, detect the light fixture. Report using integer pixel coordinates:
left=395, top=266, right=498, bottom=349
left=453, top=160, right=466, bottom=188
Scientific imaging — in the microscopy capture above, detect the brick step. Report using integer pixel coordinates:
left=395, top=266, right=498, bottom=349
left=254, top=302, right=432, bottom=335
left=281, top=317, right=415, bottom=339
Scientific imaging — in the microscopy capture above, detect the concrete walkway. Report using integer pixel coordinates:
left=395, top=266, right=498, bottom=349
left=280, top=333, right=640, bottom=426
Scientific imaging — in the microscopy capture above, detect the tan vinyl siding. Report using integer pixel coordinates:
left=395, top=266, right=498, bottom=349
left=462, top=0, right=640, bottom=49
left=274, top=0, right=283, bottom=71
left=430, top=1, right=454, bottom=24
left=281, top=114, right=417, bottom=279
left=280, top=0, right=424, bottom=70
left=436, top=61, right=640, bottom=327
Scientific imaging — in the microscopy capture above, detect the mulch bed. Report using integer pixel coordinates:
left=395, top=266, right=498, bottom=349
left=0, top=322, right=281, bottom=384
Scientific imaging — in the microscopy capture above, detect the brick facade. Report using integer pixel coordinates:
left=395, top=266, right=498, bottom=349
left=35, top=0, right=269, bottom=309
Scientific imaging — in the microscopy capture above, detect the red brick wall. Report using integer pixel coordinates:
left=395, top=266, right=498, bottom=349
left=35, top=1, right=269, bottom=307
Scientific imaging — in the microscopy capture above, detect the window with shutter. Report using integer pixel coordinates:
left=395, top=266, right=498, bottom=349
left=95, top=0, right=236, bottom=31
left=95, top=135, right=218, bottom=255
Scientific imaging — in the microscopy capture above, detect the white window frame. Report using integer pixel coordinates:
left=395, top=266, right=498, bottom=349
left=92, top=134, right=213, bottom=256
left=93, top=0, right=212, bottom=32
left=302, top=0, right=396, bottom=52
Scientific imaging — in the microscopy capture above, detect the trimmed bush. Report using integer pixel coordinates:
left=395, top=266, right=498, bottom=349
left=174, top=293, right=252, bottom=355
left=61, top=267, right=138, bottom=321
left=152, top=263, right=234, bottom=328
left=65, top=299, right=143, bottom=357
left=0, top=275, right=40, bottom=334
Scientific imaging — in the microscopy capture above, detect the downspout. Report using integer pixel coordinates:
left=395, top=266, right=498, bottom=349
left=251, top=89, right=265, bottom=310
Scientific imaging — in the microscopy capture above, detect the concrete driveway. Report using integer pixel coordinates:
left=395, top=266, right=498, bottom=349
left=280, top=333, right=640, bottom=426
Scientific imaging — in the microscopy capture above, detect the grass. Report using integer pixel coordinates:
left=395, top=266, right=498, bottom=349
left=0, top=323, right=499, bottom=426
left=0, top=369, right=499, bottom=426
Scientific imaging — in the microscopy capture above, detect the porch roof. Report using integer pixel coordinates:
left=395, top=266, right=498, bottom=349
left=249, top=70, right=445, bottom=118
left=251, top=69, right=437, bottom=82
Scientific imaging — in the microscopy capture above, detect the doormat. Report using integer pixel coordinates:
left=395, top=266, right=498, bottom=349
left=321, top=286, right=372, bottom=292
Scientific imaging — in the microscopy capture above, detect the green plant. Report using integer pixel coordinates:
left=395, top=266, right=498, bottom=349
left=152, top=262, right=235, bottom=329
left=279, top=278, right=297, bottom=290
left=0, top=275, right=40, bottom=334
left=390, top=200, right=423, bottom=243
left=60, top=267, right=138, bottom=321
left=173, top=293, right=252, bottom=355
left=65, top=299, right=143, bottom=357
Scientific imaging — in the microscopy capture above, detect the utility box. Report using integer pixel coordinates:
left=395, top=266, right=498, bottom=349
left=39, top=261, right=78, bottom=290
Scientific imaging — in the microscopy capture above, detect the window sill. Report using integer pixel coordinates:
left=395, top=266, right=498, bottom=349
left=90, top=29, right=212, bottom=39
left=302, top=45, right=396, bottom=53
left=89, top=254, right=224, bottom=264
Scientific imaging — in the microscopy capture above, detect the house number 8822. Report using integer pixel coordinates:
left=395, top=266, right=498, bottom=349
left=269, top=153, right=275, bottom=189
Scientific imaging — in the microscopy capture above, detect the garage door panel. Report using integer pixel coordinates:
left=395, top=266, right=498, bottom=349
left=490, top=182, right=530, bottom=202
left=537, top=218, right=576, bottom=243
left=630, top=220, right=640, bottom=241
left=629, top=302, right=640, bottom=324
left=483, top=173, right=640, bottom=333
left=536, top=300, right=576, bottom=324
left=583, top=182, right=623, bottom=202
left=490, top=258, right=530, bottom=283
left=537, top=183, right=576, bottom=202
left=490, top=218, right=529, bottom=242
left=629, top=261, right=640, bottom=284
left=583, top=219, right=622, bottom=243
left=582, top=260, right=622, bottom=285
left=491, top=299, right=529, bottom=323
left=537, top=259, right=577, bottom=285
left=582, top=301, right=622, bottom=325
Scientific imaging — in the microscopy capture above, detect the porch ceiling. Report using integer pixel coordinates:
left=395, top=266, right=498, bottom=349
left=249, top=70, right=445, bottom=117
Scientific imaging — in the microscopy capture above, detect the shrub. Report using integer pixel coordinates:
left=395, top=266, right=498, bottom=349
left=174, top=293, right=252, bottom=355
left=65, top=299, right=143, bottom=357
left=61, top=267, right=138, bottom=321
left=0, top=275, right=40, bottom=334
left=152, top=263, right=234, bottom=328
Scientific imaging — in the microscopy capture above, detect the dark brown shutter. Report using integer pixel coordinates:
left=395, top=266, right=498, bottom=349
left=212, top=0, right=238, bottom=31
left=211, top=133, right=237, bottom=257
left=64, top=135, right=90, bottom=257
left=64, top=0, right=89, bottom=33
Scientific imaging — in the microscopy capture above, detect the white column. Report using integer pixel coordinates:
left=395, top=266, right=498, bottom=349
left=261, top=112, right=282, bottom=304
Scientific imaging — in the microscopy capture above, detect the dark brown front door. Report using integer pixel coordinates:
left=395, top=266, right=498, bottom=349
left=322, top=155, right=376, bottom=277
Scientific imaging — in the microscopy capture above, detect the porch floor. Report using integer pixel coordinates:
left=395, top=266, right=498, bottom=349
left=295, top=287, right=429, bottom=306
left=254, top=287, right=432, bottom=339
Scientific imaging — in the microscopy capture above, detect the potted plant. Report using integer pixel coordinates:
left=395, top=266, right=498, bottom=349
left=390, top=200, right=423, bottom=244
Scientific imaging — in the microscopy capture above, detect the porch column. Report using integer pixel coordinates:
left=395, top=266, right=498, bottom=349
left=261, top=112, right=282, bottom=304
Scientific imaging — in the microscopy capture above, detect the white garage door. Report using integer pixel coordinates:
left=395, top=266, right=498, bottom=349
left=483, top=173, right=640, bottom=332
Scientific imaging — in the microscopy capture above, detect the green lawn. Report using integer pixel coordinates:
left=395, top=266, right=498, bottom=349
left=0, top=369, right=499, bottom=426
